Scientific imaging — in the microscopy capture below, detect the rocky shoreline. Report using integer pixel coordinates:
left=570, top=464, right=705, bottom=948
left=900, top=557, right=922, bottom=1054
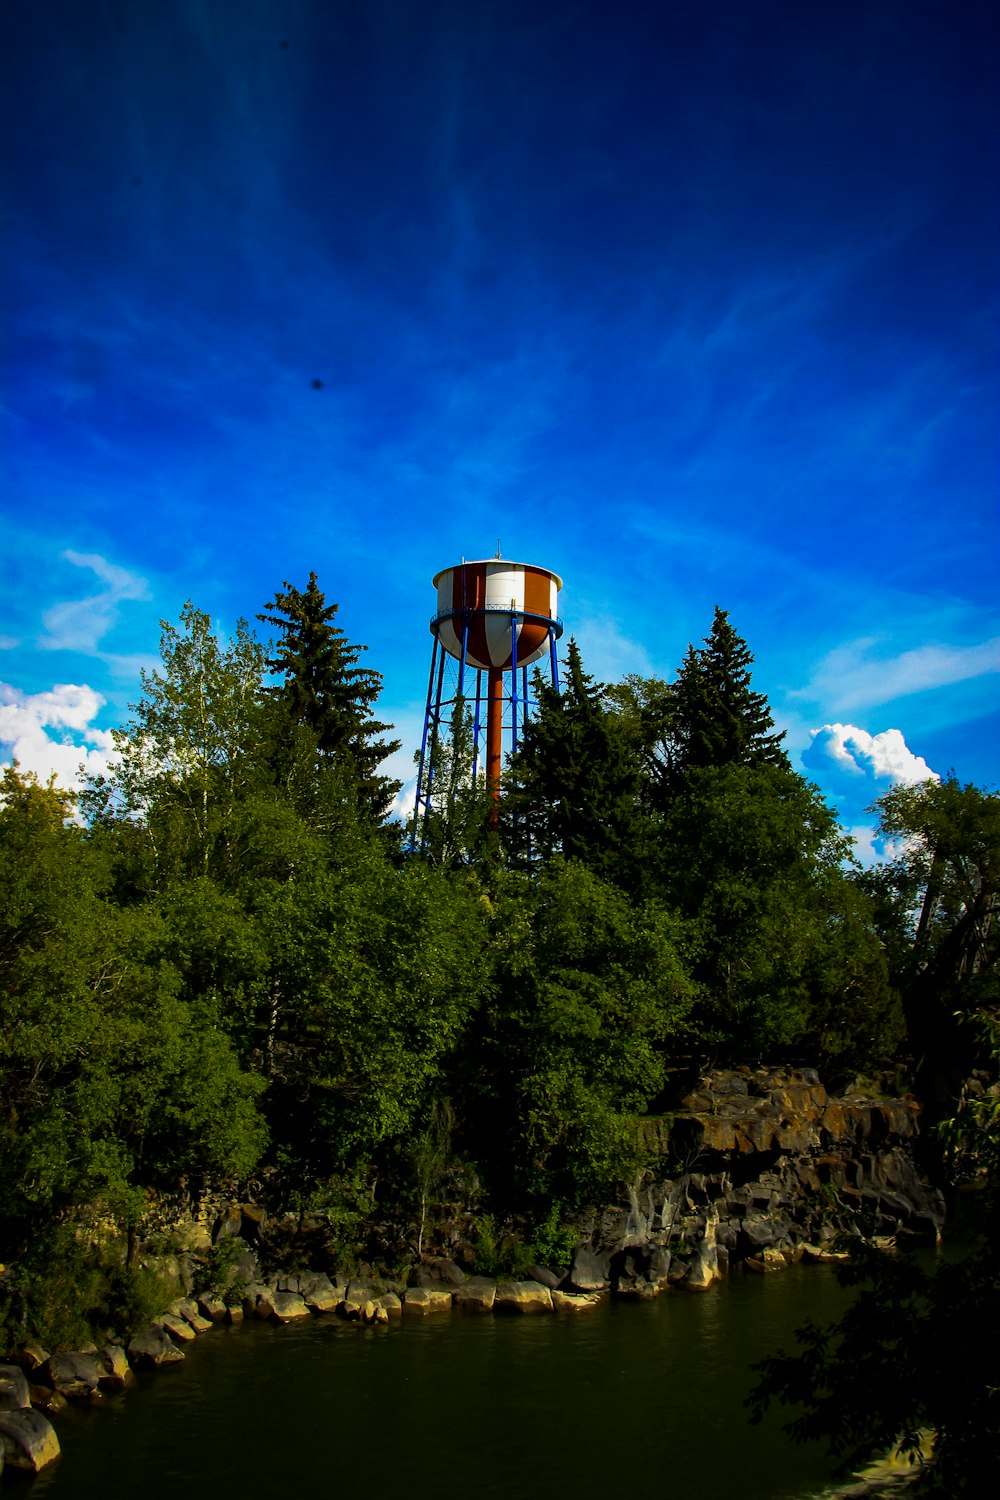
left=0, top=1070, right=947, bottom=1482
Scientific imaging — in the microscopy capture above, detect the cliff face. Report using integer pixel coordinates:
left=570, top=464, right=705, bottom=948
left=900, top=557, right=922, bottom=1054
left=575, top=1069, right=946, bottom=1295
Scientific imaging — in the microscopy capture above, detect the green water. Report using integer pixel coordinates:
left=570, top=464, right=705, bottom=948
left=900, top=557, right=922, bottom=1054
left=31, top=1264, right=853, bottom=1499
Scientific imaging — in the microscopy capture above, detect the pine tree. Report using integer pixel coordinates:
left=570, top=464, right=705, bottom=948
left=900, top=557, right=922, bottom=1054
left=503, top=639, right=646, bottom=887
left=259, top=574, right=401, bottom=824
left=670, top=606, right=788, bottom=785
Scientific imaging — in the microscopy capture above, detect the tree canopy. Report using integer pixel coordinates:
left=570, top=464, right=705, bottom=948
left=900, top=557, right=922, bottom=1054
left=2, top=585, right=995, bottom=1386
left=260, top=573, right=401, bottom=824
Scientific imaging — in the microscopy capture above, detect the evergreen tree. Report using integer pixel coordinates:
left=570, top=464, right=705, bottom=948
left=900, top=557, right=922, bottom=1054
left=503, top=639, right=646, bottom=888
left=670, top=606, right=788, bottom=786
left=260, top=573, right=401, bottom=824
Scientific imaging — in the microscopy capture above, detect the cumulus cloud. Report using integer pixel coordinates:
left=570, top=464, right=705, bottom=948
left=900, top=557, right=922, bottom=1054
left=803, top=722, right=939, bottom=866
left=0, top=682, right=117, bottom=794
left=39, top=549, right=150, bottom=660
left=804, top=723, right=939, bottom=788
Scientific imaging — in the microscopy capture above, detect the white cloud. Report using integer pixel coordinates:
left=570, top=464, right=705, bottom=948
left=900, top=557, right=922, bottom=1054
left=39, top=550, right=150, bottom=659
left=0, top=682, right=117, bottom=794
left=804, top=723, right=939, bottom=788
left=794, top=635, right=1000, bottom=715
left=802, top=723, right=939, bottom=866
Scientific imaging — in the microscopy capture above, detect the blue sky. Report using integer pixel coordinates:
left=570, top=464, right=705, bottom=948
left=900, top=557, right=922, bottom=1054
left=2, top=0, right=997, bottom=855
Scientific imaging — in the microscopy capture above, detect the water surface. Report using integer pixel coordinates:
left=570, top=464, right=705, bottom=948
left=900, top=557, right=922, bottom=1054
left=33, top=1264, right=853, bottom=1499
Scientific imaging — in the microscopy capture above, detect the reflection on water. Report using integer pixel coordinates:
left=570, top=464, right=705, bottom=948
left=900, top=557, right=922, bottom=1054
left=33, top=1263, right=854, bottom=1500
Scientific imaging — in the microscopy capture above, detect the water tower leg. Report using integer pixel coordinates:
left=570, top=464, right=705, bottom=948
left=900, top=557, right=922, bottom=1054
left=486, top=666, right=504, bottom=817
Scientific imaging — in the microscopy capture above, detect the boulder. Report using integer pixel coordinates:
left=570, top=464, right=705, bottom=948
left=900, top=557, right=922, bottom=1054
left=567, top=1247, right=609, bottom=1292
left=46, top=1351, right=105, bottom=1398
left=197, top=1294, right=228, bottom=1323
left=172, top=1298, right=214, bottom=1333
left=378, top=1292, right=403, bottom=1317
left=162, top=1313, right=198, bottom=1343
left=551, top=1290, right=603, bottom=1312
left=305, top=1284, right=341, bottom=1314
left=271, top=1292, right=311, bottom=1323
left=128, top=1326, right=186, bottom=1369
left=525, top=1264, right=563, bottom=1290
left=0, top=1408, right=61, bottom=1472
left=254, top=1287, right=279, bottom=1320
left=298, top=1271, right=336, bottom=1301
left=494, top=1280, right=553, bottom=1314
left=745, top=1247, right=789, bottom=1274
left=13, top=1345, right=49, bottom=1375
left=99, top=1345, right=134, bottom=1391
left=410, top=1258, right=466, bottom=1288
left=0, top=1365, right=30, bottom=1411
left=226, top=1305, right=245, bottom=1325
left=614, top=1278, right=659, bottom=1300
left=402, top=1287, right=453, bottom=1316
left=453, top=1277, right=497, bottom=1313
left=28, top=1385, right=67, bottom=1415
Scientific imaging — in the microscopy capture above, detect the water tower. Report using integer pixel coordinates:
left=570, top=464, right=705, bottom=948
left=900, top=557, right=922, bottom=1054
left=410, top=555, right=564, bottom=848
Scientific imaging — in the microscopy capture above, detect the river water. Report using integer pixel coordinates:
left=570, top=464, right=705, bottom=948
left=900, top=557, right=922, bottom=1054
left=32, top=1263, right=854, bottom=1500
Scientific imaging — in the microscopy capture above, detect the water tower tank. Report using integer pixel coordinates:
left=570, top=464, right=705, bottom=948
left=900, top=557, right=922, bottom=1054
left=410, top=557, right=564, bottom=849
left=431, top=559, right=563, bottom=670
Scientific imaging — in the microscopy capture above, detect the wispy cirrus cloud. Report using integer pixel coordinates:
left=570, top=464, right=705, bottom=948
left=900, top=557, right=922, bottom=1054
left=793, top=635, right=1000, bottom=717
left=38, top=550, right=153, bottom=675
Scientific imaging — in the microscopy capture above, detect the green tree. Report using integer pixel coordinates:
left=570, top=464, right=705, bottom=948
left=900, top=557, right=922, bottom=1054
left=658, top=763, right=895, bottom=1061
left=244, top=850, right=490, bottom=1190
left=82, top=603, right=272, bottom=883
left=604, top=672, right=677, bottom=815
left=862, top=776, right=1000, bottom=1121
left=669, top=606, right=789, bottom=788
left=260, top=573, right=401, bottom=824
left=503, top=640, right=647, bottom=888
left=463, top=861, right=696, bottom=1209
left=0, top=766, right=266, bottom=1260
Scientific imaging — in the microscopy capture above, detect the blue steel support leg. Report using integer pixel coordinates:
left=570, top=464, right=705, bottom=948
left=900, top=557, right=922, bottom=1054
left=420, top=642, right=448, bottom=853
left=510, top=615, right=519, bottom=753
left=549, top=626, right=560, bottom=692
left=410, top=635, right=439, bottom=853
left=471, top=668, right=483, bottom=783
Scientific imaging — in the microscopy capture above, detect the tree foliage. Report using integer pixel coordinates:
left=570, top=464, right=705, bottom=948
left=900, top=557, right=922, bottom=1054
left=862, top=776, right=1000, bottom=1120
left=461, top=861, right=696, bottom=1209
left=3, top=581, right=995, bottom=1366
left=503, top=640, right=646, bottom=888
left=260, top=573, right=401, bottom=824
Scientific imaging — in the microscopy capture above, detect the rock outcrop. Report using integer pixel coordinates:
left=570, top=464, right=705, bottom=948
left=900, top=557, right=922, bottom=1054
left=578, top=1069, right=945, bottom=1295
